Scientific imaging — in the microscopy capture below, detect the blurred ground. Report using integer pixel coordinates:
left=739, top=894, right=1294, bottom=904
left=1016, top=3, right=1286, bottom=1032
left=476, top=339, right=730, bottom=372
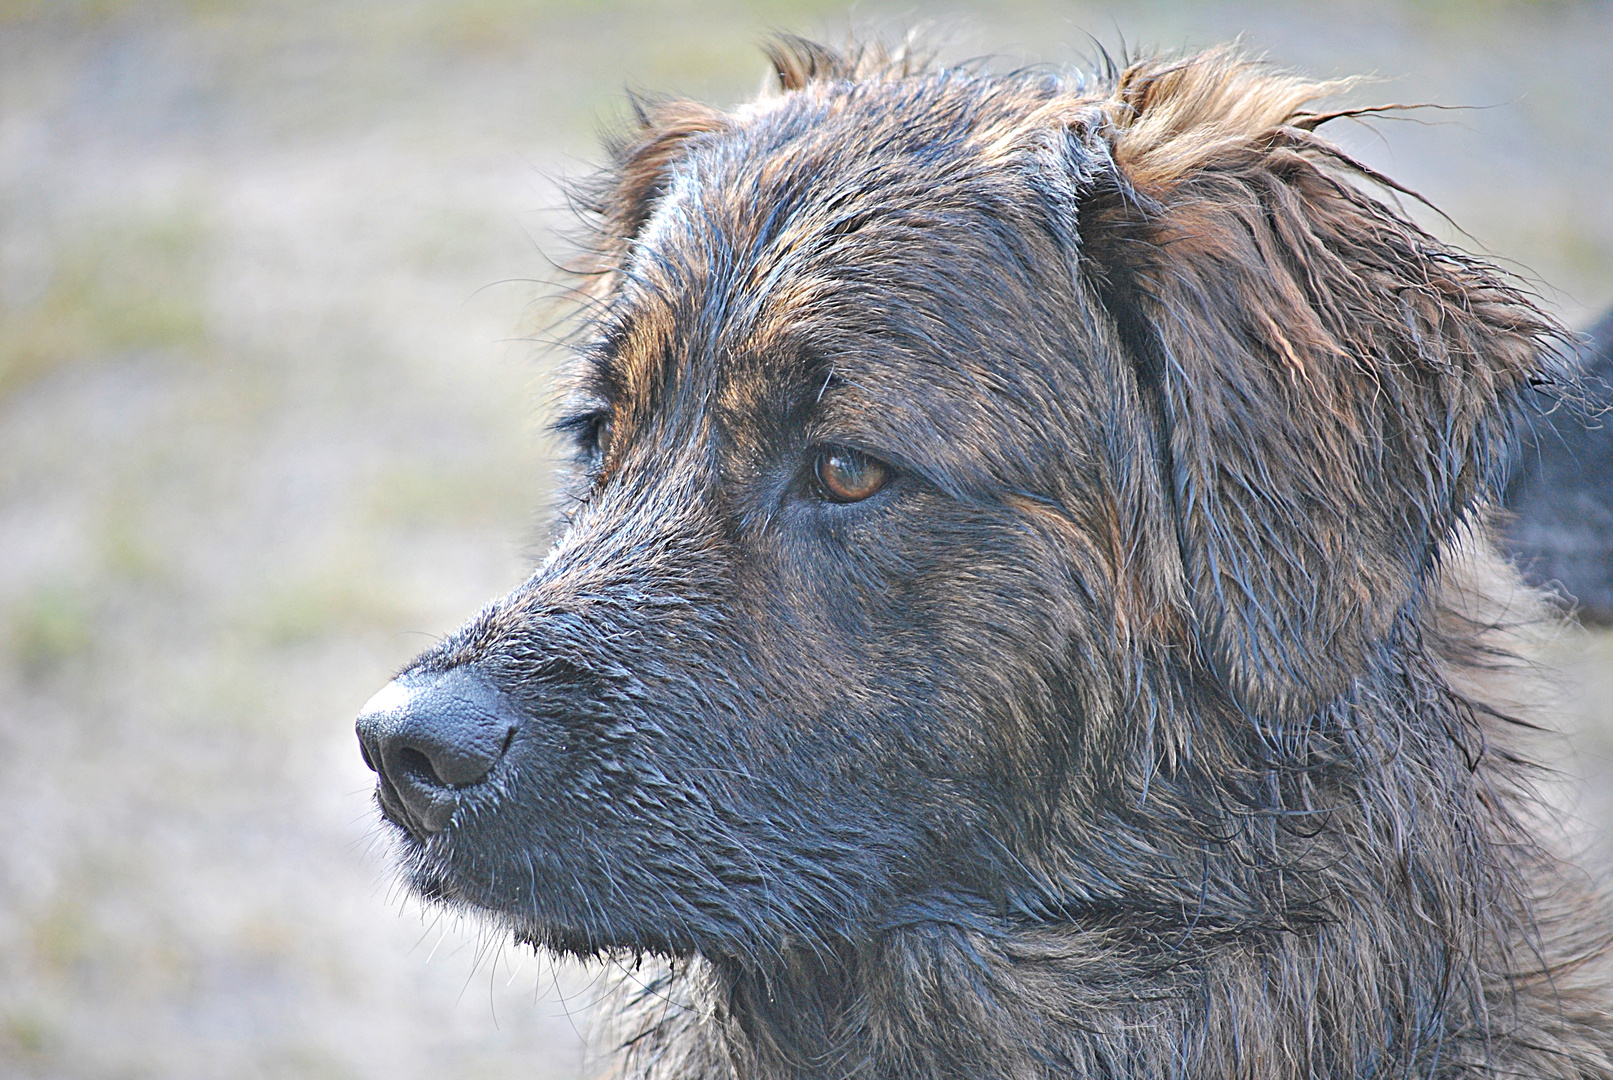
left=0, top=1, right=1610, bottom=1077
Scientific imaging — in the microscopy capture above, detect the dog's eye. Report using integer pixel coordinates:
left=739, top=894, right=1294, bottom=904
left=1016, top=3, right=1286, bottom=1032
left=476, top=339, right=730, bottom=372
left=590, top=414, right=614, bottom=461
left=556, top=407, right=615, bottom=467
left=813, top=446, right=890, bottom=503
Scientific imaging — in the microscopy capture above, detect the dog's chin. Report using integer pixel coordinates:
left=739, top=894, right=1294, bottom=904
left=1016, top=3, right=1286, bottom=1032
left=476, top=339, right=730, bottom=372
left=506, top=918, right=684, bottom=962
left=379, top=801, right=690, bottom=962
left=418, top=869, right=687, bottom=961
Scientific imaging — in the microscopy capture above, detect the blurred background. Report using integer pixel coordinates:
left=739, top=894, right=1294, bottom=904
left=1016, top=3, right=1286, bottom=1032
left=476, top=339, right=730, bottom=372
left=1, top=1, right=1610, bottom=1077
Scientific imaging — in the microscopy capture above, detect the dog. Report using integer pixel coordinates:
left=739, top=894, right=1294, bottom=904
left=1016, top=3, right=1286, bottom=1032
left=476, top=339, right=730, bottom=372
left=356, top=39, right=1613, bottom=1080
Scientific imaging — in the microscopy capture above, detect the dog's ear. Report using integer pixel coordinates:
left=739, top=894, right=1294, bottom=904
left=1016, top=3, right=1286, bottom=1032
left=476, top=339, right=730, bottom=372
left=763, top=34, right=939, bottom=92
left=592, top=35, right=929, bottom=250
left=588, top=99, right=730, bottom=259
left=1071, top=52, right=1558, bottom=719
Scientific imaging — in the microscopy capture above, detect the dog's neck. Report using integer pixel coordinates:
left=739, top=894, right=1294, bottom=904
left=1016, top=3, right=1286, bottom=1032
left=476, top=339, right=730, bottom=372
left=620, top=896, right=1593, bottom=1080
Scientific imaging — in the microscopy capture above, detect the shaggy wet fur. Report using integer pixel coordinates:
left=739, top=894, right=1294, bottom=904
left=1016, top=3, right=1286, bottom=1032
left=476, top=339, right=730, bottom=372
left=361, top=40, right=1613, bottom=1080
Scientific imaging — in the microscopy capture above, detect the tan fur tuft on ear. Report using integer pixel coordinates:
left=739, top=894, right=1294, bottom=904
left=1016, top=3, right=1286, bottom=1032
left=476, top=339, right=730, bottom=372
left=1101, top=48, right=1353, bottom=187
left=763, top=33, right=938, bottom=93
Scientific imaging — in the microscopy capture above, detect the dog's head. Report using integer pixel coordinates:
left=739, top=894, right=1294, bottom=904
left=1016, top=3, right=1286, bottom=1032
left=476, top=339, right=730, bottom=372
left=356, top=42, right=1555, bottom=966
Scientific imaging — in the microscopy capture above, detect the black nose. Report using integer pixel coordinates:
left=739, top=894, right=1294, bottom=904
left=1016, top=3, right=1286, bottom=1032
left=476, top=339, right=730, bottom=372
left=355, top=666, right=516, bottom=835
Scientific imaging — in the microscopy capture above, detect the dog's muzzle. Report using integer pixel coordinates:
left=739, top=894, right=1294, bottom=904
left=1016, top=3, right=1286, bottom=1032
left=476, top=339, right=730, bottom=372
left=355, top=667, right=516, bottom=836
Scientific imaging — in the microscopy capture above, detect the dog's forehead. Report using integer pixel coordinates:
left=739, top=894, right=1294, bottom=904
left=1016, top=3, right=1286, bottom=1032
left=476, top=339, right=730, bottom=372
left=604, top=80, right=1091, bottom=428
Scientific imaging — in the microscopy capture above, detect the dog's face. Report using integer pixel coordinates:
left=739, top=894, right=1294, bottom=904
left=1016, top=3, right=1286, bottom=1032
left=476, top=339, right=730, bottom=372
left=356, top=46, right=1549, bottom=968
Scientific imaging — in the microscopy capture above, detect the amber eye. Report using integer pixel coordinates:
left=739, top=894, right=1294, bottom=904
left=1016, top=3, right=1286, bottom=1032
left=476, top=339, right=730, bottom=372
left=813, top=446, right=891, bottom=503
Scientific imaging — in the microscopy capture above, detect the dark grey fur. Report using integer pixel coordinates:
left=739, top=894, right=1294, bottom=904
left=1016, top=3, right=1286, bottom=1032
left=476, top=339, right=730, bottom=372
left=357, top=41, right=1613, bottom=1080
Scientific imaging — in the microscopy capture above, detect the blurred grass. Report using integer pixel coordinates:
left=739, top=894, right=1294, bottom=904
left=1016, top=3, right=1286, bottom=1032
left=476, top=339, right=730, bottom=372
left=0, top=210, right=209, bottom=396
left=251, top=561, right=414, bottom=647
left=0, top=2, right=1609, bottom=1078
left=6, top=583, right=94, bottom=677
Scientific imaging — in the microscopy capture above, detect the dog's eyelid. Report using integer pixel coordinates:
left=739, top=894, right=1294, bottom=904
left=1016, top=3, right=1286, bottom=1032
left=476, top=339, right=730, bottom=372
left=553, top=406, right=618, bottom=482
left=552, top=406, right=613, bottom=438
left=801, top=428, right=887, bottom=462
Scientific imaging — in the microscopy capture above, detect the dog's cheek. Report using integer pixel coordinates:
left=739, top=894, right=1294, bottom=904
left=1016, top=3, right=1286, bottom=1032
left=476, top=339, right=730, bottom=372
left=766, top=495, right=1094, bottom=797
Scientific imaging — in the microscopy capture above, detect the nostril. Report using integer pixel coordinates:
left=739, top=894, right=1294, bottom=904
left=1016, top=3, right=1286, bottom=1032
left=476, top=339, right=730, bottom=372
left=355, top=666, right=518, bottom=833
left=357, top=733, right=378, bottom=773
left=390, top=728, right=507, bottom=789
left=396, top=745, right=447, bottom=789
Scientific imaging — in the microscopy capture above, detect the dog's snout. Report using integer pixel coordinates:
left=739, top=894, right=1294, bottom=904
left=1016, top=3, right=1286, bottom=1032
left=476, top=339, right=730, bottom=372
left=356, top=667, right=516, bottom=834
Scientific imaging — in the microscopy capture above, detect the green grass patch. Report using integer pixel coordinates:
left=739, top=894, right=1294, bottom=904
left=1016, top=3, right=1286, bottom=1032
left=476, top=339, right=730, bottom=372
left=0, top=1008, right=55, bottom=1060
left=363, top=460, right=538, bottom=531
left=0, top=211, right=210, bottom=398
left=6, top=583, right=94, bottom=677
left=251, top=567, right=414, bottom=647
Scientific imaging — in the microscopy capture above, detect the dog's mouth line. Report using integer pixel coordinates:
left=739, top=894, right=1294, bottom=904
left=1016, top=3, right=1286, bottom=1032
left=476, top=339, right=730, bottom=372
left=391, top=841, right=1251, bottom=962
